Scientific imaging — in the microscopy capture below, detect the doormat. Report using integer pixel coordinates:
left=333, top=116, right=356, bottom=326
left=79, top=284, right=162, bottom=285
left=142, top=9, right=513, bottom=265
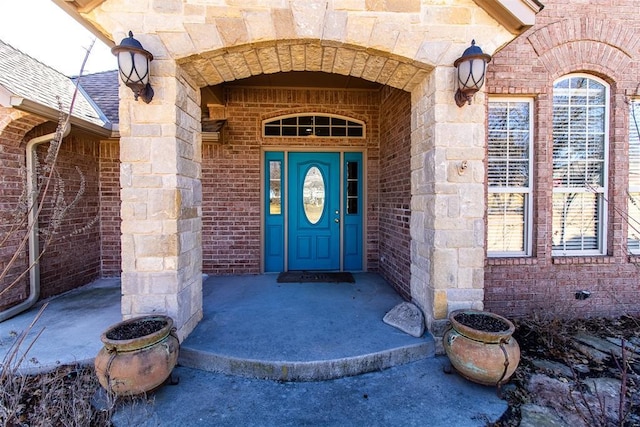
left=277, top=271, right=355, bottom=283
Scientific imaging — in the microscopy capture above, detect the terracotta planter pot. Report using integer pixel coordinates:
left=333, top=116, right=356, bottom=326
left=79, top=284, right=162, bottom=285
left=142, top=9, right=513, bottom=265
left=95, top=315, right=179, bottom=396
left=443, top=309, right=520, bottom=386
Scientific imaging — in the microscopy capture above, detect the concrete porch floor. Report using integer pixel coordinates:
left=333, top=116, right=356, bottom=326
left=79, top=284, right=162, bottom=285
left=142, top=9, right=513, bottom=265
left=0, top=273, right=433, bottom=377
left=179, top=273, right=434, bottom=381
left=0, top=273, right=508, bottom=426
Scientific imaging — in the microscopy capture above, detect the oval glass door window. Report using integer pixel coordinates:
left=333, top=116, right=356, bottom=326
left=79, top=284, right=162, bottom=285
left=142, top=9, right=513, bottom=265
left=303, top=166, right=325, bottom=224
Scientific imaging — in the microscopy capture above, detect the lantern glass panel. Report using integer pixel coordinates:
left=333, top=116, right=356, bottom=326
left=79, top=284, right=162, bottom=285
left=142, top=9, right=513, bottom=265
left=118, top=52, right=134, bottom=83
left=470, top=59, right=486, bottom=89
left=133, top=53, right=149, bottom=85
left=457, top=60, right=471, bottom=90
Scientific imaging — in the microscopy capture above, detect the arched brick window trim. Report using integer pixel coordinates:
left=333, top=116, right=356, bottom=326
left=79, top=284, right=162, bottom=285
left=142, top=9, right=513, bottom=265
left=0, top=109, right=48, bottom=147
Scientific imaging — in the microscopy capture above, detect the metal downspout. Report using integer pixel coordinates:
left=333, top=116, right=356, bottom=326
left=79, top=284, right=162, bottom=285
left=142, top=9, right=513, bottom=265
left=0, top=124, right=71, bottom=322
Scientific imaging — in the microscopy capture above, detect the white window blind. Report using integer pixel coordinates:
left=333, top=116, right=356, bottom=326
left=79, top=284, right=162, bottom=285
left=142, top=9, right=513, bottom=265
left=628, top=101, right=640, bottom=254
left=552, top=75, right=608, bottom=255
left=487, top=99, right=533, bottom=256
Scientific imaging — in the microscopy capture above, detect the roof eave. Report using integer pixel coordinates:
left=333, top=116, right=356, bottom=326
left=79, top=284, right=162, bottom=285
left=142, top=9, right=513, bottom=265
left=1, top=87, right=114, bottom=138
left=474, top=0, right=545, bottom=34
left=51, top=0, right=114, bottom=47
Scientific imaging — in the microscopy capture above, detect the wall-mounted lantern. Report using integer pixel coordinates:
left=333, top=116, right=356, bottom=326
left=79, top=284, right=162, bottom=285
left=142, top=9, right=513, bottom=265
left=453, top=40, right=492, bottom=107
left=111, top=31, right=154, bottom=104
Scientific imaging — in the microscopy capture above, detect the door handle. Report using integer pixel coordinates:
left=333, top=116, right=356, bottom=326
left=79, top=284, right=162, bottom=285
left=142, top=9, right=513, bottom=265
left=334, top=218, right=340, bottom=223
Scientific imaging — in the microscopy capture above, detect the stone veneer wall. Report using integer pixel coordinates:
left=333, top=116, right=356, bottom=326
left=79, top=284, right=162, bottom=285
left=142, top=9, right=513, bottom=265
left=485, top=0, right=640, bottom=318
left=379, top=86, right=412, bottom=299
left=119, top=68, right=203, bottom=340
left=409, top=67, right=487, bottom=334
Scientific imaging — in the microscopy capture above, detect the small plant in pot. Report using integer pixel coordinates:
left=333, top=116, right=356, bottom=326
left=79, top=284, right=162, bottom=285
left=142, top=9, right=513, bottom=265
left=443, top=309, right=520, bottom=386
left=94, top=315, right=180, bottom=396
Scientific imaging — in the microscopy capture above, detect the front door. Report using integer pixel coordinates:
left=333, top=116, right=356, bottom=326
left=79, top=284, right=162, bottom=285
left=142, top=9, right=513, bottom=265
left=288, top=152, right=340, bottom=270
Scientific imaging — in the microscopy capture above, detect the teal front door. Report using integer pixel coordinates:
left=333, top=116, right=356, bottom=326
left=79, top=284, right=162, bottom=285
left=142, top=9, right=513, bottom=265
left=263, top=151, right=363, bottom=272
left=288, top=152, right=341, bottom=270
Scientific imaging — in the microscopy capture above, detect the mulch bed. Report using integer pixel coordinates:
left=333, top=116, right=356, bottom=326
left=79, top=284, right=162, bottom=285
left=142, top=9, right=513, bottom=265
left=491, top=315, right=640, bottom=427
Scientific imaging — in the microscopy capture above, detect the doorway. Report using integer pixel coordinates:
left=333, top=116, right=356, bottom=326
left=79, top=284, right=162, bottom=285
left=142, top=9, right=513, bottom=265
left=264, top=151, right=363, bottom=272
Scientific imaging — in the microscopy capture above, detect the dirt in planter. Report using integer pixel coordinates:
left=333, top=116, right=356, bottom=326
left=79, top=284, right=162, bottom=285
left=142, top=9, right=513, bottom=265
left=454, top=312, right=510, bottom=333
left=106, top=319, right=166, bottom=340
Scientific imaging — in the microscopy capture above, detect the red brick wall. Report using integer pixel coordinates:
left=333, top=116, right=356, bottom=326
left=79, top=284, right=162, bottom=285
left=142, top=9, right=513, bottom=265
left=99, top=140, right=121, bottom=276
left=485, top=0, right=640, bottom=318
left=37, top=132, right=101, bottom=298
left=0, top=110, right=46, bottom=311
left=202, top=86, right=384, bottom=274
left=0, top=115, right=121, bottom=312
left=379, top=87, right=412, bottom=299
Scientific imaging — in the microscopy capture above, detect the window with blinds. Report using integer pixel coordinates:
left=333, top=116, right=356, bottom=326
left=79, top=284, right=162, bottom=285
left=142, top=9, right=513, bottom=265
left=628, top=101, right=640, bottom=254
left=551, top=75, right=608, bottom=255
left=487, top=98, right=533, bottom=256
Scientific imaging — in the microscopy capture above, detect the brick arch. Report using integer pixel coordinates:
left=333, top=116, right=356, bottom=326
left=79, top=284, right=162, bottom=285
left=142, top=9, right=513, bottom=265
left=0, top=108, right=48, bottom=147
left=177, top=40, right=431, bottom=92
left=260, top=106, right=369, bottom=125
left=537, top=40, right=630, bottom=83
left=527, top=18, right=639, bottom=58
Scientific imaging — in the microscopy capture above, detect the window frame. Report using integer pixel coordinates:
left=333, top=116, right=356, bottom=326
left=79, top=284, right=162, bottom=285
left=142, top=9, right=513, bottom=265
left=487, top=97, right=534, bottom=258
left=262, top=113, right=366, bottom=138
left=551, top=73, right=609, bottom=257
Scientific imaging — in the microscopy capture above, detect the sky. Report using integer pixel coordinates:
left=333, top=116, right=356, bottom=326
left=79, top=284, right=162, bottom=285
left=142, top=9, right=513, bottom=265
left=0, top=0, right=116, bottom=76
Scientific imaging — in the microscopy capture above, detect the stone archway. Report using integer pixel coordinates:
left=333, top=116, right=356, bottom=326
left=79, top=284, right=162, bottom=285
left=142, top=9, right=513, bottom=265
left=150, top=37, right=489, bottom=339
left=117, top=39, right=487, bottom=340
left=178, top=41, right=431, bottom=92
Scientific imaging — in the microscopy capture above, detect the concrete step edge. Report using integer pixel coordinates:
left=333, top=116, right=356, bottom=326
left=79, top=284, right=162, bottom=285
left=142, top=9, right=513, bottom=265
left=178, top=341, right=436, bottom=382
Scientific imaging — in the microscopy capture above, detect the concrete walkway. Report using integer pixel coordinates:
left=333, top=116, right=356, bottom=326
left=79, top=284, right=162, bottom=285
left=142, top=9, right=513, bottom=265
left=0, top=274, right=508, bottom=426
left=112, top=359, right=506, bottom=427
left=0, top=277, right=122, bottom=374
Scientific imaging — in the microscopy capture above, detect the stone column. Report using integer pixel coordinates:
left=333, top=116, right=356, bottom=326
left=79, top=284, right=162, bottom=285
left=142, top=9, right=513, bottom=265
left=410, top=66, right=486, bottom=343
left=119, top=63, right=203, bottom=341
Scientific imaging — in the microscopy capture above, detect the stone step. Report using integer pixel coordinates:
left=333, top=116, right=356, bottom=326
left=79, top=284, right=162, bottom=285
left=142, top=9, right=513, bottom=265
left=178, top=340, right=435, bottom=382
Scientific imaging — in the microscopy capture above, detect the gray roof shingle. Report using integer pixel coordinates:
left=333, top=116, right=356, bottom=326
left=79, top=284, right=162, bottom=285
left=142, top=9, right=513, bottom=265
left=73, top=70, right=119, bottom=125
left=0, top=39, right=109, bottom=128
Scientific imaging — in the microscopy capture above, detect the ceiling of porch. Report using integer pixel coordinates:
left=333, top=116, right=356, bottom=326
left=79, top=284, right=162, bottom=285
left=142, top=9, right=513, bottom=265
left=220, top=71, right=382, bottom=90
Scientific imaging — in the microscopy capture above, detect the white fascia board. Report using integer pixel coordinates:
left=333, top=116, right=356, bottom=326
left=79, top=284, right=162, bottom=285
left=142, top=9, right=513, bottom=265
left=474, top=0, right=544, bottom=34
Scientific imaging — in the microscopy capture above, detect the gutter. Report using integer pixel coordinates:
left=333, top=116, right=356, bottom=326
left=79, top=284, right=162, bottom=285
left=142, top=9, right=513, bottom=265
left=0, top=124, right=72, bottom=322
left=7, top=96, right=113, bottom=138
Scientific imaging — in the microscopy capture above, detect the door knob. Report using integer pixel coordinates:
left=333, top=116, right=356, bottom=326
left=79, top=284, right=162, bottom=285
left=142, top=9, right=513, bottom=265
left=334, top=218, right=340, bottom=223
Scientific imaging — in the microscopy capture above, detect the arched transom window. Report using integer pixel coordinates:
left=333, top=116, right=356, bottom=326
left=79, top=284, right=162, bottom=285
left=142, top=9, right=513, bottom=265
left=263, top=114, right=365, bottom=138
